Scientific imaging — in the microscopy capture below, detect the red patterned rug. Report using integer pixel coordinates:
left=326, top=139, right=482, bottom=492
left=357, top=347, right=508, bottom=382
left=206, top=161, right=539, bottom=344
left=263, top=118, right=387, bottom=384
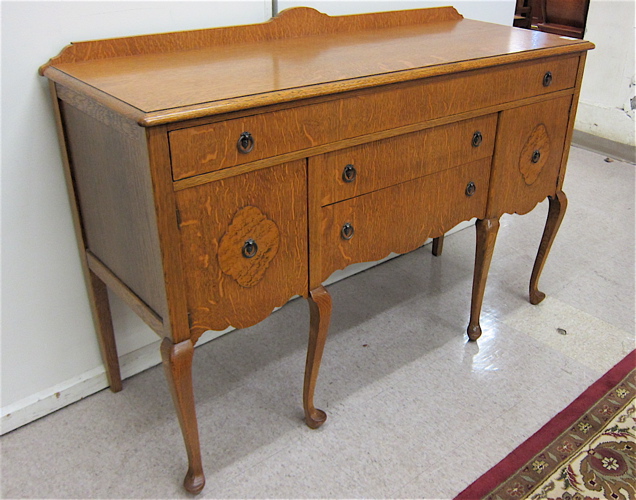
left=456, top=350, right=636, bottom=500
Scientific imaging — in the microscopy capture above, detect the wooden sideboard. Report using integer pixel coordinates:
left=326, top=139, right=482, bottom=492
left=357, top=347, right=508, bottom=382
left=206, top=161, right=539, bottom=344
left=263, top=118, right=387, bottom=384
left=41, top=7, right=593, bottom=493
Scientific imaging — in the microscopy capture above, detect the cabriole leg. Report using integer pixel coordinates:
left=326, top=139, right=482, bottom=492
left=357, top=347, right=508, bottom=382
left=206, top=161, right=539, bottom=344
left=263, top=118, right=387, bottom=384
left=303, top=285, right=332, bottom=429
left=87, top=270, right=122, bottom=392
left=530, top=191, right=568, bottom=305
left=160, top=338, right=205, bottom=494
left=467, top=217, right=500, bottom=341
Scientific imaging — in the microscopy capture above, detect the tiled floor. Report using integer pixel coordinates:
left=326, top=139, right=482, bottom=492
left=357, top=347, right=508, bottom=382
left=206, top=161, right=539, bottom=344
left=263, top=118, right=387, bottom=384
left=1, top=146, right=634, bottom=499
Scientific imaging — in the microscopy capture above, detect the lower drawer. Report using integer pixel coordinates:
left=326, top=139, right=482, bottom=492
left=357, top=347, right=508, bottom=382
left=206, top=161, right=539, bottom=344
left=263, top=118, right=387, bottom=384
left=315, top=158, right=491, bottom=284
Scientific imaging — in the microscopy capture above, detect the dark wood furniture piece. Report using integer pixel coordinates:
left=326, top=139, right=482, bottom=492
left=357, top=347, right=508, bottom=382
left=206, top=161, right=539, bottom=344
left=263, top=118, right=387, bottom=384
left=532, top=0, right=591, bottom=38
left=40, top=7, right=593, bottom=493
left=514, top=0, right=533, bottom=28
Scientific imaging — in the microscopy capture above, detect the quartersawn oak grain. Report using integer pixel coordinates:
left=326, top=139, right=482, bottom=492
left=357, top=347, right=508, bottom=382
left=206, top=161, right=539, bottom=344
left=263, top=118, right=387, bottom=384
left=314, top=114, right=497, bottom=206
left=145, top=126, right=192, bottom=344
left=175, top=161, right=308, bottom=341
left=59, top=100, right=168, bottom=321
left=486, top=95, right=572, bottom=217
left=169, top=55, right=577, bottom=180
left=171, top=87, right=577, bottom=191
left=41, top=7, right=592, bottom=126
left=316, top=159, right=491, bottom=286
left=41, top=6, right=593, bottom=494
left=217, top=206, right=281, bottom=289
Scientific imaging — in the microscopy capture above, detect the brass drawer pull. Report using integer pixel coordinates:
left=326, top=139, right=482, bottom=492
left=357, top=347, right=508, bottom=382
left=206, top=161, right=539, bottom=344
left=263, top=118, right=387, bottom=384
left=242, top=239, right=258, bottom=258
left=342, top=164, right=357, bottom=183
left=543, top=71, right=553, bottom=87
left=465, top=181, right=476, bottom=197
left=531, top=149, right=541, bottom=163
left=237, top=131, right=255, bottom=154
left=341, top=223, right=355, bottom=240
left=472, top=131, right=483, bottom=147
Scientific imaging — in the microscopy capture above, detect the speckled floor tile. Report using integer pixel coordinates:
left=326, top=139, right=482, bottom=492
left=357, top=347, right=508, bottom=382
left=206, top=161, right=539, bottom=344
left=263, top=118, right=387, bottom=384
left=500, top=296, right=634, bottom=374
left=1, top=147, right=633, bottom=499
left=553, top=257, right=635, bottom=335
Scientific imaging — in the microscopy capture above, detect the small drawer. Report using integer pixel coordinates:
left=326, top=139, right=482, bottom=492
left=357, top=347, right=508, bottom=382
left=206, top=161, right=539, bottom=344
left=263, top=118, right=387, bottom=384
left=313, top=114, right=497, bottom=206
left=169, top=110, right=315, bottom=180
left=169, top=55, right=579, bottom=181
left=317, top=158, right=491, bottom=283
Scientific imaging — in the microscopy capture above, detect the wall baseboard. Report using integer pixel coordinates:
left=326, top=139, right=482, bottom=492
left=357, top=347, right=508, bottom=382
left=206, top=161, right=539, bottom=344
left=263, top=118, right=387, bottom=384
left=572, top=130, right=635, bottom=165
left=1, top=222, right=473, bottom=435
left=0, top=327, right=229, bottom=435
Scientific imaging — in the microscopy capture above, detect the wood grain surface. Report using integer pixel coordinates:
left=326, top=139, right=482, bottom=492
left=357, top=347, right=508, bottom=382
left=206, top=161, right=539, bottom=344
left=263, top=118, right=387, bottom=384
left=145, top=126, right=192, bottom=344
left=217, top=206, right=281, bottom=288
left=87, top=252, right=164, bottom=336
left=304, top=286, right=332, bottom=429
left=171, top=88, right=577, bottom=192
left=176, top=161, right=307, bottom=340
left=40, top=7, right=594, bottom=494
left=161, top=338, right=205, bottom=494
left=316, top=158, right=491, bottom=285
left=87, top=269, right=123, bottom=392
left=530, top=191, right=568, bottom=305
left=487, top=95, right=572, bottom=217
left=48, top=81, right=123, bottom=391
left=41, top=7, right=462, bottom=69
left=467, top=217, right=500, bottom=340
left=557, top=53, right=588, bottom=191
left=60, top=101, right=169, bottom=319
left=41, top=7, right=592, bottom=125
left=169, top=55, right=577, bottom=180
left=52, top=23, right=581, bottom=114
left=519, top=123, right=551, bottom=185
left=314, top=114, right=497, bottom=206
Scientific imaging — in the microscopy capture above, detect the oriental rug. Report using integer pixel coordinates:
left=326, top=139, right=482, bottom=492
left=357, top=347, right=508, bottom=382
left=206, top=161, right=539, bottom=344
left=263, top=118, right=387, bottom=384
left=456, top=350, right=635, bottom=500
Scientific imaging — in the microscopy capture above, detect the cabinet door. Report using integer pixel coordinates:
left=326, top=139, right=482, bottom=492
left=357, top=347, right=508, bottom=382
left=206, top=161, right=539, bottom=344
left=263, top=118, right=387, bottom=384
left=487, top=96, right=572, bottom=217
left=176, top=161, right=308, bottom=338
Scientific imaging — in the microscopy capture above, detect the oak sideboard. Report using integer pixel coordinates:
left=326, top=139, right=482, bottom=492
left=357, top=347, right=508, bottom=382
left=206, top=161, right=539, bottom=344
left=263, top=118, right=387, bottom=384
left=41, top=7, right=593, bottom=493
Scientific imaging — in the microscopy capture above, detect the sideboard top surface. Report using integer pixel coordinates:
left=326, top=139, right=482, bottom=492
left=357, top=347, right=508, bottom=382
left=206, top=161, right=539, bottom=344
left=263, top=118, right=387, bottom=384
left=42, top=7, right=594, bottom=125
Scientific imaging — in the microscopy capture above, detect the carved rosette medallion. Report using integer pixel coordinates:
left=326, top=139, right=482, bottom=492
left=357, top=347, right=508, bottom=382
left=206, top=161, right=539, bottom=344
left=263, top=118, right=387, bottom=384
left=519, top=123, right=551, bottom=185
left=218, top=206, right=280, bottom=288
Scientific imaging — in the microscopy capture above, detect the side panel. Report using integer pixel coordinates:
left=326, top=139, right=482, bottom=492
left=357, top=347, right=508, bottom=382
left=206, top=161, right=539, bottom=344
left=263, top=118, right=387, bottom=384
left=60, top=100, right=168, bottom=320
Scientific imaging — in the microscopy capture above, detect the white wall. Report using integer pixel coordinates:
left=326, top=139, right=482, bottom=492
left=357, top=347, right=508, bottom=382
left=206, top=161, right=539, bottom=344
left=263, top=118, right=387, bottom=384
left=575, top=0, right=635, bottom=146
left=278, top=0, right=516, bottom=25
left=0, top=1, right=270, bottom=433
left=0, top=0, right=514, bottom=434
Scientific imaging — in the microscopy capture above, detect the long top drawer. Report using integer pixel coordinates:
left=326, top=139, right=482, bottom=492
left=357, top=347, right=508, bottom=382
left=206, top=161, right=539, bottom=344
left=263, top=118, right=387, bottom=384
left=168, top=55, right=579, bottom=181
